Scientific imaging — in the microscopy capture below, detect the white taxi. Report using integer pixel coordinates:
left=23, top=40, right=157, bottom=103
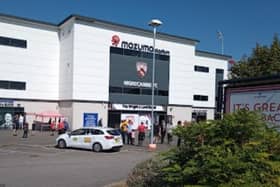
left=56, top=127, right=123, bottom=152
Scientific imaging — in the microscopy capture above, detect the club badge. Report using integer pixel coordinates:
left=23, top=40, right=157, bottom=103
left=136, top=62, right=147, bottom=78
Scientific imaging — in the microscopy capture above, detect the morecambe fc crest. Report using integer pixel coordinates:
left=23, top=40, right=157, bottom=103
left=111, top=35, right=120, bottom=46
left=136, top=62, right=147, bottom=78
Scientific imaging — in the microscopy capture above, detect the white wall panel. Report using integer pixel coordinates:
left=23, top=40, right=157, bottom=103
left=191, top=56, right=228, bottom=108
left=169, top=46, right=197, bottom=105
left=72, top=102, right=108, bottom=129
left=59, top=21, right=74, bottom=100
left=73, top=23, right=111, bottom=101
left=0, top=21, right=59, bottom=100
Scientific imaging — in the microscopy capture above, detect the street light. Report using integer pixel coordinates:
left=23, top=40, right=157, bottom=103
left=148, top=19, right=162, bottom=147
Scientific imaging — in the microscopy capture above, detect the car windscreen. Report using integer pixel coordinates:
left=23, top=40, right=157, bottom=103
left=106, top=129, right=121, bottom=136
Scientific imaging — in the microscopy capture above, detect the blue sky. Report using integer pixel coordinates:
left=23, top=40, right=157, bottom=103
left=0, top=0, right=279, bottom=60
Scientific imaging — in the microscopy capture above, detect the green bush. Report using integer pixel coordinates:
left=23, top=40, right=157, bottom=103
left=163, top=110, right=280, bottom=187
left=128, top=110, right=280, bottom=187
left=126, top=156, right=167, bottom=187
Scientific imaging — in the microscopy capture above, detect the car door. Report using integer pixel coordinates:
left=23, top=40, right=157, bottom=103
left=69, top=128, right=87, bottom=148
left=78, top=129, right=93, bottom=149
left=91, top=129, right=105, bottom=146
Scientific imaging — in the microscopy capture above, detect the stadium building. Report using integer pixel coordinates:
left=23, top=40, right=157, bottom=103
left=0, top=13, right=231, bottom=129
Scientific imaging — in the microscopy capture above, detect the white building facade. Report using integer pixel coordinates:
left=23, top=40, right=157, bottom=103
left=0, top=14, right=231, bottom=129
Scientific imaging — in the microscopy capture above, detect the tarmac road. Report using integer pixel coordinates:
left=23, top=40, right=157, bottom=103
left=0, top=130, right=175, bottom=187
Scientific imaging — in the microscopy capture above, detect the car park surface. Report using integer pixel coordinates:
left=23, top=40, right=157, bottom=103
left=0, top=130, right=175, bottom=187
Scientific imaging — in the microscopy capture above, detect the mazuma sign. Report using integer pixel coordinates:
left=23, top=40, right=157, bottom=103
left=111, top=35, right=170, bottom=56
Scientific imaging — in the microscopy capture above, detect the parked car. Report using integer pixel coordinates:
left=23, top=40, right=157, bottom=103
left=56, top=127, right=123, bottom=152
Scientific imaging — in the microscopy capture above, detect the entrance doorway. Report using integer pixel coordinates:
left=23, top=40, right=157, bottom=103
left=192, top=111, right=207, bottom=123
left=108, top=111, right=167, bottom=129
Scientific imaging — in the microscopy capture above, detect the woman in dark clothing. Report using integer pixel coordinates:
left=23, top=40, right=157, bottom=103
left=13, top=114, right=19, bottom=136
left=160, top=120, right=167, bottom=144
left=153, top=123, right=160, bottom=144
left=177, top=121, right=182, bottom=147
left=22, top=122, right=28, bottom=138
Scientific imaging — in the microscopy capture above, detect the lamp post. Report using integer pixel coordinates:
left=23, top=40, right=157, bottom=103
left=148, top=19, right=162, bottom=146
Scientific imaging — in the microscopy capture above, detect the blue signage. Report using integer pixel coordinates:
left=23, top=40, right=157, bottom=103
left=0, top=99, right=14, bottom=107
left=83, top=113, right=98, bottom=127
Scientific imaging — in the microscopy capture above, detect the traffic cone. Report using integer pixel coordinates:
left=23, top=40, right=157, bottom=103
left=148, top=143, right=157, bottom=151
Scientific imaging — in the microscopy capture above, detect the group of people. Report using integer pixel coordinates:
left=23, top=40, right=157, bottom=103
left=49, top=118, right=69, bottom=136
left=119, top=119, right=176, bottom=146
left=152, top=120, right=175, bottom=144
left=11, top=114, right=70, bottom=138
left=12, top=113, right=29, bottom=138
left=120, top=120, right=146, bottom=146
left=119, top=118, right=194, bottom=147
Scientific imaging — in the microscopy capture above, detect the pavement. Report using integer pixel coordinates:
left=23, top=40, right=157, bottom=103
left=0, top=129, right=177, bottom=187
left=0, top=129, right=177, bottom=152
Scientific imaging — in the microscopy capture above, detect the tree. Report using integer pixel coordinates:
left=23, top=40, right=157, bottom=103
left=160, top=110, right=280, bottom=186
left=127, top=110, right=280, bottom=187
left=231, top=35, right=280, bottom=79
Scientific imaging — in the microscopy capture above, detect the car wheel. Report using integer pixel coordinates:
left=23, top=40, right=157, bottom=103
left=58, top=139, right=66, bottom=149
left=92, top=143, right=102, bottom=152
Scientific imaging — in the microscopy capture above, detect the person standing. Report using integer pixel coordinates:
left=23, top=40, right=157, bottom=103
left=22, top=122, right=28, bottom=138
left=19, top=114, right=24, bottom=129
left=57, top=119, right=65, bottom=135
left=63, top=119, right=69, bottom=132
left=120, top=120, right=128, bottom=144
left=153, top=122, right=160, bottom=144
left=167, top=122, right=174, bottom=144
left=127, top=120, right=133, bottom=145
left=50, top=120, right=56, bottom=136
left=98, top=118, right=103, bottom=127
left=13, top=114, right=19, bottom=136
left=131, top=129, right=136, bottom=145
left=160, top=120, right=167, bottom=144
left=138, top=122, right=146, bottom=146
left=177, top=120, right=183, bottom=147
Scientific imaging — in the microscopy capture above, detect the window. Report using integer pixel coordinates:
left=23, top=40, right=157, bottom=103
left=71, top=129, right=87, bottom=136
left=193, top=95, right=208, bottom=101
left=0, top=81, right=9, bottom=89
left=107, top=129, right=121, bottom=136
left=158, top=90, right=169, bottom=96
left=110, top=47, right=123, bottom=55
left=141, top=52, right=153, bottom=59
left=91, top=129, right=104, bottom=135
left=192, top=111, right=207, bottom=123
left=124, top=48, right=140, bottom=57
left=0, top=81, right=26, bottom=90
left=109, top=86, right=169, bottom=97
left=0, top=36, right=27, bottom=48
left=216, top=69, right=224, bottom=74
left=215, top=69, right=224, bottom=99
left=194, top=65, right=209, bottom=73
left=123, top=87, right=140, bottom=94
left=109, top=86, right=122, bottom=93
left=10, top=81, right=26, bottom=90
left=141, top=88, right=152, bottom=95
left=158, top=55, right=170, bottom=61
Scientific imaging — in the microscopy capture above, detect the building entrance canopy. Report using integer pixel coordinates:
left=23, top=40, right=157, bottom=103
left=112, top=104, right=165, bottom=112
